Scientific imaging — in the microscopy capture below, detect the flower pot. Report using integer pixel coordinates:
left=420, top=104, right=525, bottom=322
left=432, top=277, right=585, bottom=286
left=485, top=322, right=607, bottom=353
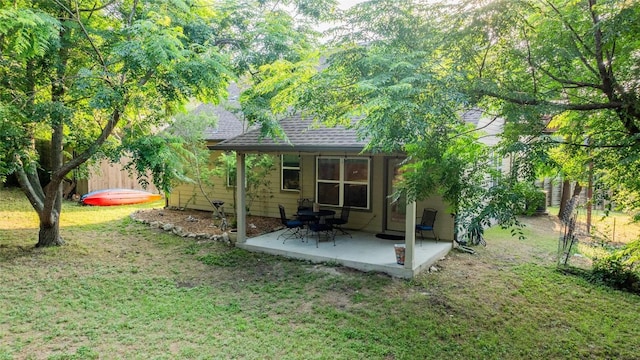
left=394, top=244, right=405, bottom=265
left=227, top=229, right=238, bottom=244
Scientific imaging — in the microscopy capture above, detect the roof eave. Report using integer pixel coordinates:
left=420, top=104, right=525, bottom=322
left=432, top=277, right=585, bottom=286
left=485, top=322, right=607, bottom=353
left=209, top=144, right=367, bottom=153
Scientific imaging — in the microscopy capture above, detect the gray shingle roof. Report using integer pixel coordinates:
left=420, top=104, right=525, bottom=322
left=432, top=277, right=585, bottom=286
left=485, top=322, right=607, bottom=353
left=212, top=109, right=503, bottom=152
left=213, top=114, right=368, bottom=152
left=192, top=103, right=246, bottom=141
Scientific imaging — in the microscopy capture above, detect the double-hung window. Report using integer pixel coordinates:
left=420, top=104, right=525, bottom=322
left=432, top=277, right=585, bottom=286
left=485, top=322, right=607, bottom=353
left=281, top=155, right=300, bottom=191
left=316, top=157, right=370, bottom=209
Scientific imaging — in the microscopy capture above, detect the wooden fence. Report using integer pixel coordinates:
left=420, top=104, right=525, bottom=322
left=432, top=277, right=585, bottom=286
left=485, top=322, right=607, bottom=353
left=76, top=158, right=159, bottom=195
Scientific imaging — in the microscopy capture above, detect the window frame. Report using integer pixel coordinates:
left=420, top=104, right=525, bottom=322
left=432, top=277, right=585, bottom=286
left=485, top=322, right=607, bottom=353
left=226, top=167, right=236, bottom=188
left=315, top=156, right=370, bottom=210
left=281, top=154, right=301, bottom=192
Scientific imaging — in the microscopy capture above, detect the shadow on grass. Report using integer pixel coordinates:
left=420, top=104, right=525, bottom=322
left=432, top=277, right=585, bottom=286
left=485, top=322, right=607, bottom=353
left=558, top=266, right=640, bottom=296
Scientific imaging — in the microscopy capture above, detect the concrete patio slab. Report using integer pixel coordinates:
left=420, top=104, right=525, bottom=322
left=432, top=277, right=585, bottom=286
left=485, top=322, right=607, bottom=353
left=237, top=229, right=452, bottom=278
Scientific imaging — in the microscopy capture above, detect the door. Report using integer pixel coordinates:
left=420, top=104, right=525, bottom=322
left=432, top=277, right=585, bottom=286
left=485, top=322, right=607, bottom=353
left=385, top=158, right=406, bottom=232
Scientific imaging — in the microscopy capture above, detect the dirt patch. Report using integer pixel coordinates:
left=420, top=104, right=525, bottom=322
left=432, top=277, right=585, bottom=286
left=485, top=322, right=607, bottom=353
left=520, top=214, right=563, bottom=235
left=131, top=207, right=283, bottom=238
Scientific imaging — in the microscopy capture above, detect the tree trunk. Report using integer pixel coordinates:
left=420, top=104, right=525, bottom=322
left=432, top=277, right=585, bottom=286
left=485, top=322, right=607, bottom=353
left=558, top=180, right=583, bottom=218
left=37, top=217, right=64, bottom=247
left=573, top=183, right=583, bottom=197
left=557, top=179, right=572, bottom=218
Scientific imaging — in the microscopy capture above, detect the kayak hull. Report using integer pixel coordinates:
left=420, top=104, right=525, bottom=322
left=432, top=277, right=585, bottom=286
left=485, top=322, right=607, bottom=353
left=80, top=189, right=162, bottom=206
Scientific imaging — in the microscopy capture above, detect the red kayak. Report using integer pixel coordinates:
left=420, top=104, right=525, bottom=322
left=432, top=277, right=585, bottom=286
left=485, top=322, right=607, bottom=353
left=80, top=189, right=162, bottom=206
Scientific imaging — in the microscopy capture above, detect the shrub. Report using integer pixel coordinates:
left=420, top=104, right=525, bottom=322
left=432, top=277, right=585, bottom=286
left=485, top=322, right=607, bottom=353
left=590, top=255, right=640, bottom=294
left=511, top=182, right=546, bottom=216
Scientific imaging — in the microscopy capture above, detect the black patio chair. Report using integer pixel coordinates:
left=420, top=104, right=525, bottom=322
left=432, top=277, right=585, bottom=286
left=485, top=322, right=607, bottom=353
left=415, top=208, right=438, bottom=245
left=326, top=206, right=351, bottom=238
left=278, top=204, right=304, bottom=243
left=296, top=198, right=317, bottom=227
left=307, top=221, right=335, bottom=248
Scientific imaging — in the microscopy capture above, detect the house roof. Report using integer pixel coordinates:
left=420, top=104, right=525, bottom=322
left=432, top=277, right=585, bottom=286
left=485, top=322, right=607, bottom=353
left=212, top=114, right=368, bottom=152
left=462, top=108, right=504, bottom=146
left=193, top=83, right=247, bottom=142
left=193, top=103, right=246, bottom=142
left=212, top=108, right=504, bottom=152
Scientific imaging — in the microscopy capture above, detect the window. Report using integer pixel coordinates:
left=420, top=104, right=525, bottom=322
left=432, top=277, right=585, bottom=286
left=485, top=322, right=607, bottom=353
left=488, top=151, right=503, bottom=188
left=281, top=155, right=300, bottom=191
left=316, top=157, right=370, bottom=209
left=227, top=166, right=236, bottom=187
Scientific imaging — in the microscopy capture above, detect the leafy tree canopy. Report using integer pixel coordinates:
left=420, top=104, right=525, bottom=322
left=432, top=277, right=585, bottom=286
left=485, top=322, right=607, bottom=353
left=0, top=0, right=334, bottom=247
left=240, top=0, right=640, bottom=242
left=449, top=0, right=640, bottom=211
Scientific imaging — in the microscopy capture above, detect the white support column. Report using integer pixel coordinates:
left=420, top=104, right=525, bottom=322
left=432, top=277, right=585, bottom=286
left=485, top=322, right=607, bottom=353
left=236, top=152, right=247, bottom=243
left=404, top=200, right=417, bottom=269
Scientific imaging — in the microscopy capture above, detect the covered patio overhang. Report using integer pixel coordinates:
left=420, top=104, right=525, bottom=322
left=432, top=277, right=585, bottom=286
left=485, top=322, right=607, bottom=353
left=228, top=150, right=449, bottom=278
left=213, top=116, right=452, bottom=278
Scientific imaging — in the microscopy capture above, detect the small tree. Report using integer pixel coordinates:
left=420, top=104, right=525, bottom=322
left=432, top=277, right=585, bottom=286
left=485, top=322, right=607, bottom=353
left=165, top=112, right=219, bottom=211
left=214, top=152, right=275, bottom=216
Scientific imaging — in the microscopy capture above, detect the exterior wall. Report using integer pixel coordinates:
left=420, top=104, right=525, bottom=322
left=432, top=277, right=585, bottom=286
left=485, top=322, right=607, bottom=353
left=168, top=150, right=455, bottom=240
left=167, top=149, right=232, bottom=212
left=416, top=195, right=455, bottom=242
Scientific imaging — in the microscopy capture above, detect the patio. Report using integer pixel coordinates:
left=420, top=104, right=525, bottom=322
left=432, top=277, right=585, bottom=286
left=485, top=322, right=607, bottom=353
left=237, top=229, right=452, bottom=278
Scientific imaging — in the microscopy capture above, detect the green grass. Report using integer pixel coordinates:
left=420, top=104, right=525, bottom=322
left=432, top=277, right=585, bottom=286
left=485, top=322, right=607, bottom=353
left=1, top=187, right=639, bottom=359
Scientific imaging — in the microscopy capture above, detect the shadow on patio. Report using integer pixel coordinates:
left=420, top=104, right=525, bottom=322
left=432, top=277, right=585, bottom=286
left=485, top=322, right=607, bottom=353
left=237, top=229, right=452, bottom=278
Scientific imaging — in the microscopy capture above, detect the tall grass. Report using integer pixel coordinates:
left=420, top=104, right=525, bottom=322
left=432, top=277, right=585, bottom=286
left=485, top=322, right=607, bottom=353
left=1, top=188, right=639, bottom=359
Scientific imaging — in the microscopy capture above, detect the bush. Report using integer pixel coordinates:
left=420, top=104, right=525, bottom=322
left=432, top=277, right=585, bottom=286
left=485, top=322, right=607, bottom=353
left=590, top=256, right=640, bottom=294
left=513, top=182, right=546, bottom=215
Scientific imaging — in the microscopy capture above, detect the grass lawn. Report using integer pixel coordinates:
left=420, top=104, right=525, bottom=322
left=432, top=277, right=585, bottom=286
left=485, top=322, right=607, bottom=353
left=1, top=188, right=639, bottom=359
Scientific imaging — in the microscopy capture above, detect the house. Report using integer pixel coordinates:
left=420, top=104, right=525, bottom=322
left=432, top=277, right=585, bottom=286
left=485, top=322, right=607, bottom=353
left=75, top=100, right=247, bottom=199
left=209, top=114, right=458, bottom=278
left=165, top=102, right=509, bottom=278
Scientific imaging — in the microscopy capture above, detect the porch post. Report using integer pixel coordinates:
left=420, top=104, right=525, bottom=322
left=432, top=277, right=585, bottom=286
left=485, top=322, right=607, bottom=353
left=236, top=152, right=247, bottom=243
left=404, top=200, right=417, bottom=269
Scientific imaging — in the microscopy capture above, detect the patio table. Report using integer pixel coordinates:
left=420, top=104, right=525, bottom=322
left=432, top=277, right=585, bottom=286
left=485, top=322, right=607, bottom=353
left=297, top=209, right=336, bottom=223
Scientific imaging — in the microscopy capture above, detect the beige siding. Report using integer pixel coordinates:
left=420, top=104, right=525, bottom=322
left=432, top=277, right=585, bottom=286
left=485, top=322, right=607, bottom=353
left=416, top=196, right=455, bottom=242
left=167, top=149, right=229, bottom=212
left=168, top=150, right=454, bottom=240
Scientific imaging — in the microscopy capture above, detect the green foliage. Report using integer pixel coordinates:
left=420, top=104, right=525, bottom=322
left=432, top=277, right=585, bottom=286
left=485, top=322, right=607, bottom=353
left=214, top=152, right=275, bottom=214
left=615, top=238, right=640, bottom=268
left=120, top=133, right=190, bottom=193
left=0, top=0, right=236, bottom=246
left=451, top=0, right=640, bottom=212
left=591, top=255, right=640, bottom=294
left=583, top=235, right=640, bottom=294
left=165, top=112, right=218, bottom=205
left=513, top=183, right=546, bottom=216
left=211, top=0, right=335, bottom=73
left=0, top=5, right=59, bottom=58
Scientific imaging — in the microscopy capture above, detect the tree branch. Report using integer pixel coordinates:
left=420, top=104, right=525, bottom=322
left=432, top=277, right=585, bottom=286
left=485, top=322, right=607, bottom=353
left=547, top=138, right=636, bottom=149
left=52, top=106, right=125, bottom=183
left=78, top=0, right=118, bottom=12
left=53, top=0, right=113, bottom=87
left=479, top=89, right=623, bottom=110
left=14, top=156, right=44, bottom=213
left=543, top=0, right=594, bottom=58
left=537, top=66, right=603, bottom=90
left=542, top=0, right=599, bottom=77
